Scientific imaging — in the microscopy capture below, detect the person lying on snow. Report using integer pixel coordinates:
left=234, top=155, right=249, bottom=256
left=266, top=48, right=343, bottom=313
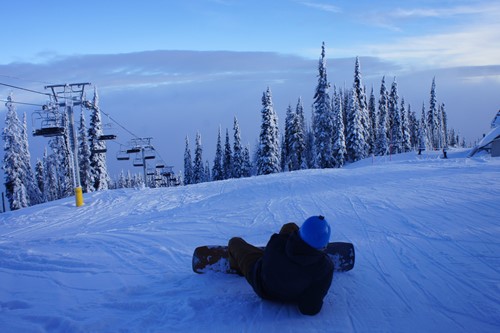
left=228, top=215, right=333, bottom=315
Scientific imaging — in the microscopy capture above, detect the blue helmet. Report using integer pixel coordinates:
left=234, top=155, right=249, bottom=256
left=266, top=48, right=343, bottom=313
left=299, top=215, right=331, bottom=249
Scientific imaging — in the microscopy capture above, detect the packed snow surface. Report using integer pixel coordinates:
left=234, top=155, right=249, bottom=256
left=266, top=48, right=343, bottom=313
left=1, top=150, right=499, bottom=332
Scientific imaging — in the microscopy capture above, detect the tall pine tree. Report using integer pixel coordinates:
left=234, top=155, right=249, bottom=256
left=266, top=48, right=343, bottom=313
left=368, top=86, right=377, bottom=154
left=212, top=127, right=224, bottom=181
left=353, top=57, right=370, bottom=157
left=88, top=87, right=109, bottom=190
left=257, top=87, right=280, bottom=175
left=346, top=89, right=365, bottom=162
left=427, top=77, right=439, bottom=149
left=332, top=87, right=347, bottom=167
left=223, top=128, right=232, bottom=179
left=400, top=98, right=412, bottom=152
left=312, top=42, right=334, bottom=168
left=192, top=132, right=205, bottom=184
left=375, top=77, right=389, bottom=156
left=20, top=112, right=42, bottom=205
left=183, top=136, right=193, bottom=185
left=78, top=109, right=93, bottom=193
left=2, top=95, right=29, bottom=210
left=389, top=79, right=403, bottom=154
left=232, top=117, right=243, bottom=178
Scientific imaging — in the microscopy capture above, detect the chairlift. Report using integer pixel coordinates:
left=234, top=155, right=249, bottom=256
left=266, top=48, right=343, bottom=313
left=32, top=109, right=65, bottom=137
left=116, top=148, right=130, bottom=161
left=155, top=159, right=166, bottom=169
left=161, top=166, right=174, bottom=177
left=146, top=168, right=156, bottom=176
left=98, top=134, right=117, bottom=140
left=126, top=147, right=141, bottom=154
left=144, top=147, right=156, bottom=160
left=98, top=119, right=117, bottom=141
left=92, top=148, right=107, bottom=154
left=133, top=156, right=144, bottom=167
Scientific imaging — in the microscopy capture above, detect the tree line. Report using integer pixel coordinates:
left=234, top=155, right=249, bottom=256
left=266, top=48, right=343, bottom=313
left=3, top=42, right=466, bottom=210
left=183, top=42, right=465, bottom=185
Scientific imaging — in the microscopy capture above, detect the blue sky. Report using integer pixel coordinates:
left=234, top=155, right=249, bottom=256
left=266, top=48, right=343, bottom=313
left=3, top=0, right=500, bottom=68
left=1, top=0, right=500, bottom=179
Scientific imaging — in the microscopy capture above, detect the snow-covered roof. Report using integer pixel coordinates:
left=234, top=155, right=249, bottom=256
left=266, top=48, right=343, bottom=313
left=492, top=110, right=500, bottom=129
left=468, top=125, right=500, bottom=157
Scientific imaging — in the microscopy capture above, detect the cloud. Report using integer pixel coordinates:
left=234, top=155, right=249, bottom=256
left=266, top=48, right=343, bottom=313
left=360, top=23, right=500, bottom=70
left=390, top=4, right=497, bottom=18
left=297, top=1, right=341, bottom=13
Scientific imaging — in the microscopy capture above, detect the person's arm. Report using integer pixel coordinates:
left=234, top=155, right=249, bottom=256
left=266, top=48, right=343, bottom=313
left=298, top=268, right=334, bottom=315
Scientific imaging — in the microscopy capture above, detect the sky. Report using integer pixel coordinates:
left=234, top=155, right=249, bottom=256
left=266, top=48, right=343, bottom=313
left=1, top=0, right=499, bottom=181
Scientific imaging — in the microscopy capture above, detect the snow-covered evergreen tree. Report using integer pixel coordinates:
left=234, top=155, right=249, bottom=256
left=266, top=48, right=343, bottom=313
left=332, top=87, right=347, bottom=167
left=346, top=89, right=365, bottom=162
left=389, top=79, right=403, bottom=154
left=287, top=98, right=307, bottom=171
left=42, top=148, right=58, bottom=202
left=312, top=42, right=334, bottom=168
left=282, top=104, right=294, bottom=171
left=223, top=128, right=232, bottom=179
left=368, top=87, right=377, bottom=154
left=440, top=103, right=448, bottom=149
left=192, top=132, right=204, bottom=184
left=117, top=170, right=126, bottom=189
left=204, top=160, right=211, bottom=182
left=418, top=103, right=428, bottom=152
left=78, top=109, right=93, bottom=193
left=20, top=112, right=42, bottom=205
left=427, top=77, right=439, bottom=149
left=2, top=95, right=29, bottom=210
left=375, top=77, right=389, bottom=156
left=353, top=57, right=370, bottom=157
left=35, top=159, right=45, bottom=203
left=257, top=87, right=280, bottom=175
left=400, top=98, right=412, bottom=152
left=88, top=87, right=109, bottom=190
left=50, top=114, right=73, bottom=199
left=183, top=136, right=193, bottom=185
left=304, top=127, right=315, bottom=169
left=408, top=104, right=419, bottom=149
left=232, top=117, right=243, bottom=178
left=242, top=145, right=252, bottom=177
left=212, top=127, right=224, bottom=181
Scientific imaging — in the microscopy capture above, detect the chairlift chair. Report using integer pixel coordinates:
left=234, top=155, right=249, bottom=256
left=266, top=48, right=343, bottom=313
left=98, top=119, right=117, bottom=141
left=144, top=147, right=156, bottom=160
left=126, top=147, right=141, bottom=154
left=133, top=156, right=144, bottom=167
left=98, top=134, right=117, bottom=140
left=116, top=149, right=130, bottom=161
left=32, top=109, right=66, bottom=137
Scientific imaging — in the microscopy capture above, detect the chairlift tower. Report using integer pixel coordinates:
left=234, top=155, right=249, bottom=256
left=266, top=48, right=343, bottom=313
left=44, top=83, right=91, bottom=207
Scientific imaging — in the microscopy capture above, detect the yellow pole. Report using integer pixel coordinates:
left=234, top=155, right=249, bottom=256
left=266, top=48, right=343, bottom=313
left=75, top=186, right=84, bottom=207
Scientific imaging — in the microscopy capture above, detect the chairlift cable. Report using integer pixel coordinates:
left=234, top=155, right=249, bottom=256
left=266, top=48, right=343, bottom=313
left=0, top=82, right=51, bottom=97
left=0, top=99, right=44, bottom=107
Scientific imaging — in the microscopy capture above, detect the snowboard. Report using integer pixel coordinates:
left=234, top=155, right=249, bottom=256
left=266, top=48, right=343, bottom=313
left=192, top=242, right=355, bottom=274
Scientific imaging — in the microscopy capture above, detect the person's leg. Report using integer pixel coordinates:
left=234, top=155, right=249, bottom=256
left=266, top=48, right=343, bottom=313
left=228, top=237, right=264, bottom=278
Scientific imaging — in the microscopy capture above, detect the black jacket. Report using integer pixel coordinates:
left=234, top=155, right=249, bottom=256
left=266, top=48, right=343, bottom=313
left=252, top=230, right=334, bottom=315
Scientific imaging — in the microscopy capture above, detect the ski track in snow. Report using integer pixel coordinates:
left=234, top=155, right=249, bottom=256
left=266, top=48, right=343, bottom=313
left=1, top=150, right=500, bottom=332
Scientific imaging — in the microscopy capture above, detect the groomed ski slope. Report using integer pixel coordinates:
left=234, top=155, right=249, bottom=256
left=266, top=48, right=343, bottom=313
left=0, top=150, right=499, bottom=333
